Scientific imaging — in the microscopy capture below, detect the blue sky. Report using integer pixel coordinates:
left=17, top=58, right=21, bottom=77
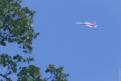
left=1, top=0, right=121, bottom=81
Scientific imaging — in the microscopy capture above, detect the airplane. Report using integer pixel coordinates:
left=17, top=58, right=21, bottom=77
left=76, top=22, right=97, bottom=28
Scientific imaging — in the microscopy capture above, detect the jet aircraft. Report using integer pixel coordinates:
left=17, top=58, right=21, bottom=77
left=76, top=22, right=97, bottom=28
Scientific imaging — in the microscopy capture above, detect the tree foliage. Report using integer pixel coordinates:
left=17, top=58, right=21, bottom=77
left=0, top=0, right=39, bottom=53
left=0, top=54, right=69, bottom=81
left=0, top=0, right=69, bottom=81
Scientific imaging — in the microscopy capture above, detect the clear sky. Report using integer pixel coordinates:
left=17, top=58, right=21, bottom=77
left=1, top=0, right=121, bottom=81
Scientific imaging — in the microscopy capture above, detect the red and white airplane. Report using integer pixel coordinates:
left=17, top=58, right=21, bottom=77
left=76, top=22, right=97, bottom=28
